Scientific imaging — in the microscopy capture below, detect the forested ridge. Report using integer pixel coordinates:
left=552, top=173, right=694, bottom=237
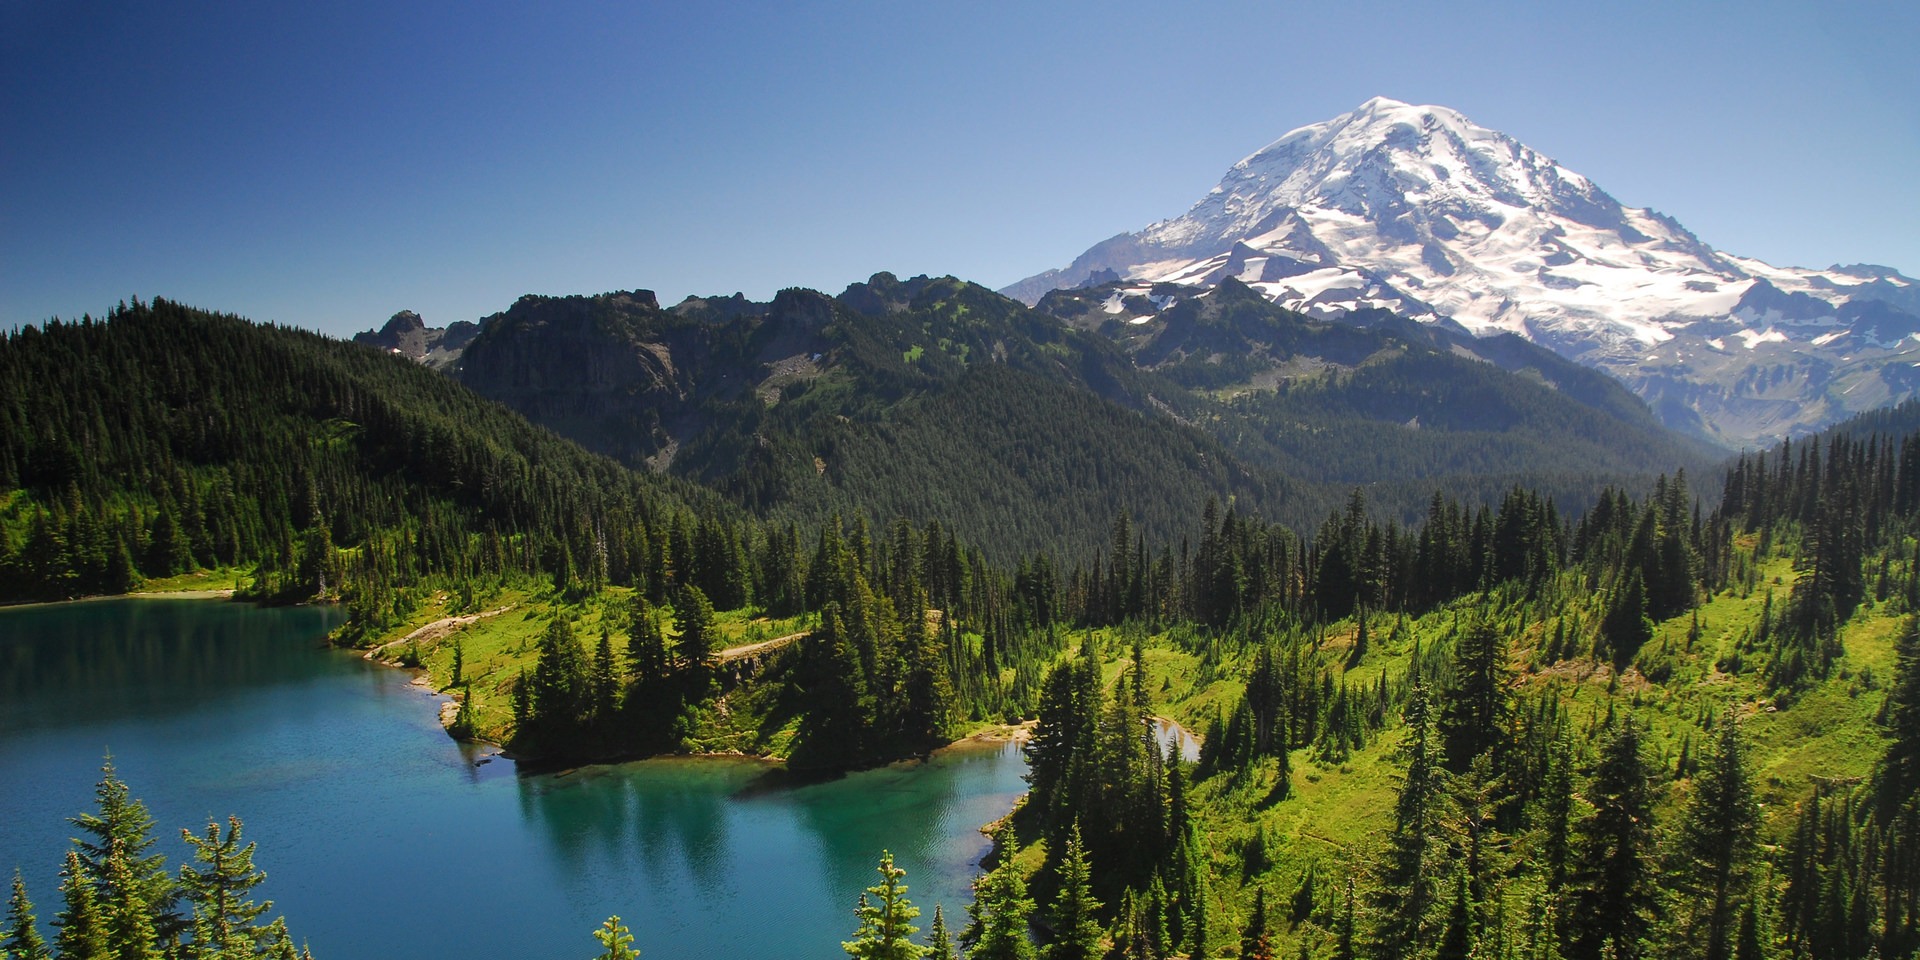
left=451, top=273, right=1718, bottom=558
left=7, top=299, right=1920, bottom=960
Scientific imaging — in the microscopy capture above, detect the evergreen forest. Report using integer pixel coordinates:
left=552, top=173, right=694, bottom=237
left=6, top=299, right=1920, bottom=959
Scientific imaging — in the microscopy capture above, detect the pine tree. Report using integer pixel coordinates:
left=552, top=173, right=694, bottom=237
left=178, top=816, right=271, bottom=959
left=844, top=850, right=929, bottom=960
left=591, top=916, right=640, bottom=960
left=1672, top=714, right=1759, bottom=960
left=963, top=824, right=1037, bottom=960
left=3, top=872, right=50, bottom=960
left=1045, top=825, right=1103, bottom=960
left=1563, top=721, right=1655, bottom=960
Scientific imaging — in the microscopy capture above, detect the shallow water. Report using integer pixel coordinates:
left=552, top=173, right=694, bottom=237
left=0, top=598, right=1027, bottom=959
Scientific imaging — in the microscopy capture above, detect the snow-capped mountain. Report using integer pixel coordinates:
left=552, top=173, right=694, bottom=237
left=1004, top=96, right=1920, bottom=447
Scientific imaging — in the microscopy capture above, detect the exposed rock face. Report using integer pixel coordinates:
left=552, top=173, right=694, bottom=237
left=452, top=288, right=843, bottom=473
left=351, top=311, right=481, bottom=372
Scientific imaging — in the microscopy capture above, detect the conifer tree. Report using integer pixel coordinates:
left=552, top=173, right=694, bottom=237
left=1672, top=714, right=1759, bottom=960
left=963, top=824, right=1037, bottom=960
left=1732, top=901, right=1764, bottom=960
left=69, top=759, right=177, bottom=944
left=528, top=617, right=587, bottom=743
left=844, top=850, right=928, bottom=960
left=3, top=872, right=50, bottom=960
left=925, top=905, right=954, bottom=960
left=1332, top=875, right=1357, bottom=960
left=1439, top=619, right=1512, bottom=773
left=1374, top=680, right=1446, bottom=960
left=1876, top=618, right=1920, bottom=820
left=100, top=843, right=162, bottom=960
left=673, top=584, right=717, bottom=674
left=591, top=916, right=640, bottom=960
left=1238, top=887, right=1270, bottom=960
left=55, top=851, right=109, bottom=960
left=1563, top=721, right=1655, bottom=960
left=1539, top=733, right=1574, bottom=894
left=1435, top=869, right=1474, bottom=960
left=178, top=816, right=271, bottom=959
left=589, top=627, right=621, bottom=730
left=262, top=918, right=314, bottom=960
left=1045, top=825, right=1103, bottom=960
left=626, top=596, right=669, bottom=686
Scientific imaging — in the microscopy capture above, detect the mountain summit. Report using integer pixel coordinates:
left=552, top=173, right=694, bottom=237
left=1006, top=97, right=1920, bottom=446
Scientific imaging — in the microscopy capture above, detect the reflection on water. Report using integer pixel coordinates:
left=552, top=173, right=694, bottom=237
left=0, top=599, right=1028, bottom=960
left=0, top=599, right=347, bottom=733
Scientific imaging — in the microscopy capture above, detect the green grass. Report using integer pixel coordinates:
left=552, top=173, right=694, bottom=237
left=137, top=567, right=249, bottom=593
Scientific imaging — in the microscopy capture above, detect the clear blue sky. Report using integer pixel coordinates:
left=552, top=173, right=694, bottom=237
left=4, top=1, right=1915, bottom=336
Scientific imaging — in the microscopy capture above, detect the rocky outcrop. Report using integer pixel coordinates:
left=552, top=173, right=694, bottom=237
left=352, top=311, right=481, bottom=372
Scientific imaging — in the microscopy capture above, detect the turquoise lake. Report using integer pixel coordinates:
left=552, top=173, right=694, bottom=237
left=0, top=598, right=1028, bottom=959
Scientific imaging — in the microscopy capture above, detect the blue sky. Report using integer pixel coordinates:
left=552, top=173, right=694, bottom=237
left=3, top=1, right=1915, bottom=336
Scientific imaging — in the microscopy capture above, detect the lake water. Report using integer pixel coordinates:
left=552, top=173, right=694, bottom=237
left=0, top=598, right=1028, bottom=959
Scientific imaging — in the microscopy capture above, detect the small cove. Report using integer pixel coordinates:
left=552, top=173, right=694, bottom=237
left=0, top=598, right=1028, bottom=959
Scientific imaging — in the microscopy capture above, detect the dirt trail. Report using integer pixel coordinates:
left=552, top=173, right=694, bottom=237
left=714, top=630, right=808, bottom=663
left=366, top=605, right=515, bottom=660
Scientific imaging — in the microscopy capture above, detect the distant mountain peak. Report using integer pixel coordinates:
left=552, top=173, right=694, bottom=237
left=1005, top=99, right=1920, bottom=446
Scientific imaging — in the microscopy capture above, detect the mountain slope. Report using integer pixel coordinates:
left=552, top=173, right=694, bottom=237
left=1038, top=277, right=1720, bottom=511
left=0, top=298, right=701, bottom=607
left=1006, top=97, right=1920, bottom=447
left=451, top=274, right=1293, bottom=560
left=443, top=273, right=1716, bottom=556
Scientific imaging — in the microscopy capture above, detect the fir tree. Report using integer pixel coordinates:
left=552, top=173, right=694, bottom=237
left=591, top=916, right=640, bottom=960
left=844, top=850, right=928, bottom=960
left=1435, top=869, right=1474, bottom=960
left=589, top=627, right=621, bottom=730
left=626, top=596, right=669, bottom=685
left=3, top=872, right=50, bottom=960
left=1332, top=875, right=1357, bottom=960
left=527, top=617, right=587, bottom=744
left=925, top=905, right=955, bottom=960
left=1672, top=714, right=1759, bottom=960
left=1440, top=619, right=1512, bottom=773
left=1373, top=680, right=1446, bottom=960
left=1732, top=901, right=1764, bottom=960
left=963, top=824, right=1037, bottom=960
left=54, top=851, right=109, bottom=960
left=178, top=816, right=271, bottom=959
left=1876, top=618, right=1920, bottom=820
left=1045, top=825, right=1103, bottom=960
left=100, top=843, right=162, bottom=960
left=68, top=759, right=178, bottom=945
left=1563, top=721, right=1655, bottom=960
left=673, top=584, right=718, bottom=673
left=1238, top=887, right=1270, bottom=960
